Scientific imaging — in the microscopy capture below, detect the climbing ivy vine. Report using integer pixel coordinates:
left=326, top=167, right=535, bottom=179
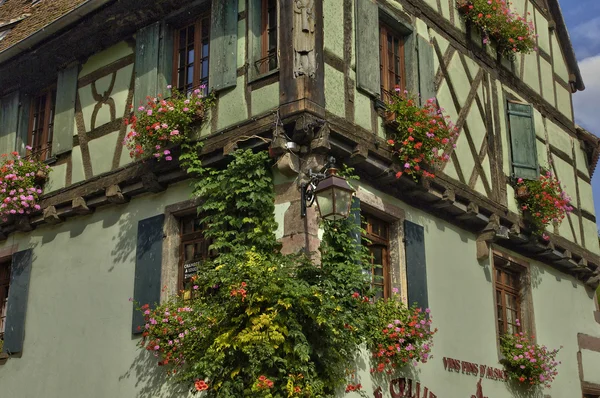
left=138, top=149, right=436, bottom=397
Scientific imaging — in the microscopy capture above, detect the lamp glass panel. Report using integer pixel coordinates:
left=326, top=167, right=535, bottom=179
left=316, top=187, right=334, bottom=218
left=334, top=188, right=353, bottom=218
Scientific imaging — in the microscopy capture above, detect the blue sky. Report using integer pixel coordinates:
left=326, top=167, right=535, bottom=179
left=561, top=0, right=600, bottom=231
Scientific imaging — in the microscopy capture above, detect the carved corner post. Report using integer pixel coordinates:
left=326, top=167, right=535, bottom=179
left=279, top=0, right=325, bottom=117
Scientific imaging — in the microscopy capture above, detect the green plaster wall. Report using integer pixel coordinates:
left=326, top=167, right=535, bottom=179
left=555, top=83, right=573, bottom=120
left=45, top=163, right=67, bottom=193
left=324, top=64, right=345, bottom=118
left=323, top=0, right=344, bottom=59
left=353, top=89, right=373, bottom=132
left=0, top=182, right=195, bottom=398
left=251, top=82, right=279, bottom=117
left=217, top=76, right=248, bottom=130
left=70, top=146, right=86, bottom=185
left=581, top=349, right=600, bottom=385
left=522, top=51, right=541, bottom=94
left=535, top=9, right=550, bottom=54
left=539, top=57, right=555, bottom=106
left=551, top=35, right=570, bottom=83
left=79, top=41, right=134, bottom=78
left=349, top=182, right=600, bottom=398
left=88, top=131, right=121, bottom=176
left=582, top=218, right=600, bottom=253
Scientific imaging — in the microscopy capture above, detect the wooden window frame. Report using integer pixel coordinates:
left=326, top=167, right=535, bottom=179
left=0, top=258, right=10, bottom=345
left=492, top=250, right=536, bottom=343
left=363, top=213, right=391, bottom=300
left=256, top=0, right=278, bottom=75
left=172, top=12, right=211, bottom=95
left=27, top=86, right=56, bottom=161
left=379, top=22, right=406, bottom=103
left=177, top=213, right=211, bottom=297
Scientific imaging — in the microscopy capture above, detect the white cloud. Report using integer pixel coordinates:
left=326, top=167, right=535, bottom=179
left=573, top=54, right=600, bottom=132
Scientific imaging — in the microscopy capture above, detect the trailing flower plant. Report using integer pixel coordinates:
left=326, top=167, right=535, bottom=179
left=124, top=85, right=213, bottom=161
left=457, top=0, right=537, bottom=56
left=0, top=149, right=51, bottom=222
left=500, top=319, right=561, bottom=388
left=365, top=289, right=437, bottom=375
left=136, top=150, right=437, bottom=397
left=385, top=89, right=459, bottom=180
left=515, top=170, right=572, bottom=235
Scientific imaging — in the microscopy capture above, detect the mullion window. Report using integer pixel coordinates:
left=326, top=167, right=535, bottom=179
left=363, top=214, right=390, bottom=300
left=256, top=0, right=278, bottom=75
left=179, top=214, right=211, bottom=298
left=173, top=13, right=210, bottom=96
left=379, top=23, right=405, bottom=103
left=494, top=257, right=523, bottom=337
left=28, top=88, right=56, bottom=160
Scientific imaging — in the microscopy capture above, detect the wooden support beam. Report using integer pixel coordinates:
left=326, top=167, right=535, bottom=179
left=347, top=143, right=368, bottom=166
left=14, top=215, right=32, bottom=232
left=106, top=185, right=129, bottom=204
left=43, top=206, right=64, bottom=224
left=72, top=197, right=92, bottom=215
left=310, top=124, right=331, bottom=154
left=456, top=202, right=479, bottom=220
left=141, top=172, right=166, bottom=193
left=432, top=189, right=455, bottom=209
left=509, top=223, right=529, bottom=243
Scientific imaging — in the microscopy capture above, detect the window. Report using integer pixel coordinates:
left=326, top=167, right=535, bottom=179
left=379, top=23, right=405, bottom=103
left=492, top=252, right=534, bottom=339
left=256, top=0, right=278, bottom=75
left=28, top=87, right=56, bottom=161
left=363, top=213, right=390, bottom=300
left=172, top=13, right=210, bottom=95
left=179, top=213, right=210, bottom=299
left=507, top=100, right=538, bottom=180
left=0, top=259, right=10, bottom=346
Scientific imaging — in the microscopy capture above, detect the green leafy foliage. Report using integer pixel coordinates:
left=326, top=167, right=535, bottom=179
left=138, top=150, right=437, bottom=397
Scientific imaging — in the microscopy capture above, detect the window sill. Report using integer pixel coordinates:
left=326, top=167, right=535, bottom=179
left=248, top=68, right=279, bottom=87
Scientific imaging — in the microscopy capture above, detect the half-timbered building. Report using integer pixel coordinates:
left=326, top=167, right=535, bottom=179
left=0, top=0, right=599, bottom=397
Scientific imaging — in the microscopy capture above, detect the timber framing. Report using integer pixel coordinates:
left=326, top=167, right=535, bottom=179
left=0, top=107, right=595, bottom=290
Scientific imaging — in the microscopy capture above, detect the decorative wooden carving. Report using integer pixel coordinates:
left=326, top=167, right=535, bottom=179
left=72, top=197, right=92, bottom=215
left=43, top=206, right=64, bottom=224
left=106, top=184, right=129, bottom=204
left=293, top=0, right=316, bottom=78
left=141, top=172, right=166, bottom=193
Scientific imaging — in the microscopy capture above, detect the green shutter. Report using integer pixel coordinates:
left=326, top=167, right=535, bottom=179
left=16, top=93, right=30, bottom=156
left=417, top=35, right=436, bottom=106
left=209, top=0, right=239, bottom=92
left=0, top=91, right=19, bottom=155
left=355, top=0, right=380, bottom=97
left=507, top=102, right=538, bottom=180
left=158, top=21, right=174, bottom=97
left=134, top=22, right=160, bottom=108
left=3, top=249, right=33, bottom=355
left=52, top=64, right=78, bottom=156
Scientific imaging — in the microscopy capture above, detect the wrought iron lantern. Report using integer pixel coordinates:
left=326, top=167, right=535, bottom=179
left=301, top=157, right=355, bottom=221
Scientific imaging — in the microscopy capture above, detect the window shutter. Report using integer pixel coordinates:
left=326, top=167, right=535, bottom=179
left=134, top=22, right=161, bottom=109
left=132, top=214, right=165, bottom=334
left=417, top=35, right=436, bottom=106
left=507, top=102, right=538, bottom=180
left=355, top=0, right=380, bottom=97
left=209, top=0, right=239, bottom=92
left=52, top=64, right=78, bottom=156
left=2, top=249, right=33, bottom=355
left=349, top=197, right=362, bottom=250
left=0, top=91, right=19, bottom=155
left=158, top=21, right=174, bottom=98
left=404, top=220, right=428, bottom=309
left=16, top=93, right=30, bottom=156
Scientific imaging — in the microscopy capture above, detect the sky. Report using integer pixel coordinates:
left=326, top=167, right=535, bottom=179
left=560, top=0, right=600, bottom=231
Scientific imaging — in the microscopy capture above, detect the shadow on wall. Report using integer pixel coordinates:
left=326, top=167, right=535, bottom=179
left=110, top=203, right=144, bottom=271
left=352, top=349, right=421, bottom=396
left=119, top=348, right=191, bottom=398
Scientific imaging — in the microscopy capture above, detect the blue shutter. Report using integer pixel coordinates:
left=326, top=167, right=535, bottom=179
left=3, top=249, right=33, bottom=354
left=52, top=64, right=78, bottom=156
left=209, top=0, right=239, bottom=91
left=507, top=102, right=538, bottom=180
left=404, top=220, right=428, bottom=309
left=355, top=0, right=380, bottom=97
left=132, top=214, right=165, bottom=334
